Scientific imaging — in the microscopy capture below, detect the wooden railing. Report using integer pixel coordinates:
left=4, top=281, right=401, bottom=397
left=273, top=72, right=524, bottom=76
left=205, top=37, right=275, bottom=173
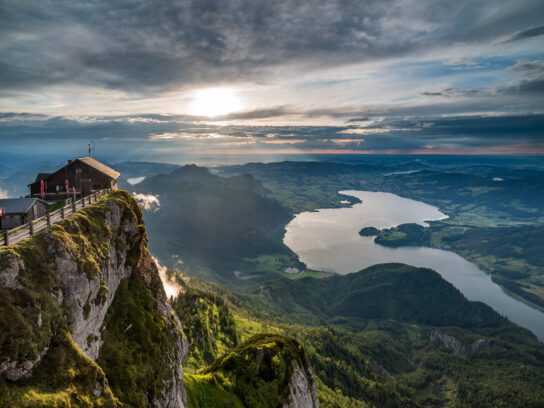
left=0, top=189, right=111, bottom=247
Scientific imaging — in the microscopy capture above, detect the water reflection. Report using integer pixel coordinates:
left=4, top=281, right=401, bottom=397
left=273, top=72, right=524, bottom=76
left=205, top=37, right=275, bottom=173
left=284, top=190, right=544, bottom=340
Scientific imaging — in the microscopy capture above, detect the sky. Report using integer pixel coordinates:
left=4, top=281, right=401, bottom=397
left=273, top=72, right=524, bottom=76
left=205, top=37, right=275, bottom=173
left=1, top=0, right=544, bottom=160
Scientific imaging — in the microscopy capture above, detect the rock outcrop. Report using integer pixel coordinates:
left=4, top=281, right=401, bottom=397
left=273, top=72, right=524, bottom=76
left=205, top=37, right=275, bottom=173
left=281, top=359, right=319, bottom=408
left=430, top=330, right=497, bottom=355
left=0, top=191, right=187, bottom=407
left=51, top=197, right=138, bottom=360
left=207, top=333, right=319, bottom=408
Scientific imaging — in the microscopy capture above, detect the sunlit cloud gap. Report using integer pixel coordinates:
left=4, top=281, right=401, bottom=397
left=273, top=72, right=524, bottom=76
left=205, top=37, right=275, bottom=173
left=189, top=88, right=243, bottom=117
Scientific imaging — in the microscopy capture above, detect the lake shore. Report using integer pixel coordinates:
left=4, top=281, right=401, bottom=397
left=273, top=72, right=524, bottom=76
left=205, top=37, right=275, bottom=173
left=284, top=190, right=544, bottom=340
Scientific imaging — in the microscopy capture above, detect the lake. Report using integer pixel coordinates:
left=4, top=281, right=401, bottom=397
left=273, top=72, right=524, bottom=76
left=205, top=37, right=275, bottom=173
left=284, top=190, right=544, bottom=340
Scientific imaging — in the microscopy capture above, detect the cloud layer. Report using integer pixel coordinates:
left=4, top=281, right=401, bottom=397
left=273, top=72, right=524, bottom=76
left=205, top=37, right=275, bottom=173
left=1, top=0, right=543, bottom=154
left=1, top=0, right=544, bottom=93
left=500, top=25, right=544, bottom=43
left=1, top=112, right=542, bottom=160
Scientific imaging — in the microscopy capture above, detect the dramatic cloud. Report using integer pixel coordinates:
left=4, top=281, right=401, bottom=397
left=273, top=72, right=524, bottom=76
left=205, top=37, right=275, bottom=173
left=507, top=60, right=544, bottom=73
left=496, top=77, right=544, bottom=96
left=1, top=1, right=543, bottom=155
left=499, top=25, right=544, bottom=43
left=132, top=193, right=160, bottom=212
left=420, top=59, right=544, bottom=100
left=1, top=0, right=543, bottom=95
left=0, top=112, right=542, bottom=159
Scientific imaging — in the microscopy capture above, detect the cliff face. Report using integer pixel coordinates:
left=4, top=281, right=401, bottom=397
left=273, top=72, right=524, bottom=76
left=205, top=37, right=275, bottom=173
left=281, top=359, right=318, bottom=408
left=430, top=330, right=497, bottom=355
left=0, top=191, right=187, bottom=407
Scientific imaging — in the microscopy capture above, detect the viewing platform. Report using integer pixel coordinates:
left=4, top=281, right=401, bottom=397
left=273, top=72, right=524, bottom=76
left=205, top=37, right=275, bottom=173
left=0, top=189, right=111, bottom=247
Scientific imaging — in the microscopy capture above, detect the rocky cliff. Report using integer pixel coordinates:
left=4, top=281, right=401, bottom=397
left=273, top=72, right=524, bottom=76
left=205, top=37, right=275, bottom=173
left=281, top=359, right=319, bottom=408
left=0, top=190, right=319, bottom=408
left=0, top=191, right=187, bottom=407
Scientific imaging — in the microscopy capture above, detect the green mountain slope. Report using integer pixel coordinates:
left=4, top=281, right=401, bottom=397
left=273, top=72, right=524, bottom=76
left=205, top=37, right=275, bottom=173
left=132, top=165, right=297, bottom=283
left=247, top=264, right=510, bottom=330
left=170, top=267, right=544, bottom=408
left=369, top=222, right=544, bottom=309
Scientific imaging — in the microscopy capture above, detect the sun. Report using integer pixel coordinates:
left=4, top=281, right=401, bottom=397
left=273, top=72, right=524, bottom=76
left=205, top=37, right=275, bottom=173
left=189, top=87, right=243, bottom=117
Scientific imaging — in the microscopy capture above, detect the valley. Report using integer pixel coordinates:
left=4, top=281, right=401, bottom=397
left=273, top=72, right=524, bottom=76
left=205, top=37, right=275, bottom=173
left=284, top=190, right=544, bottom=340
left=219, top=158, right=544, bottom=310
left=2, top=156, right=544, bottom=407
left=119, top=156, right=544, bottom=406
